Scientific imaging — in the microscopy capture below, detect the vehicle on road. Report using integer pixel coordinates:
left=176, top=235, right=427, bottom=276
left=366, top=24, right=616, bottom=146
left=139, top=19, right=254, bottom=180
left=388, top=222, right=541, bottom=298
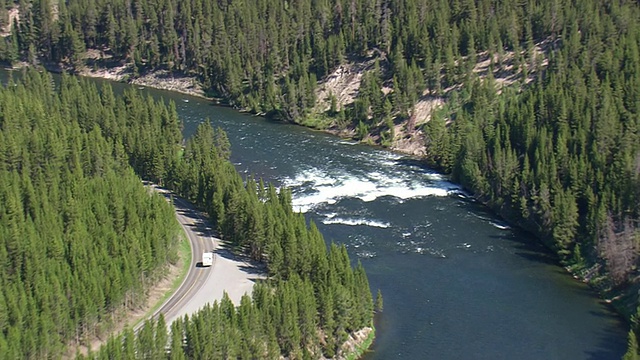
left=202, top=252, right=213, bottom=267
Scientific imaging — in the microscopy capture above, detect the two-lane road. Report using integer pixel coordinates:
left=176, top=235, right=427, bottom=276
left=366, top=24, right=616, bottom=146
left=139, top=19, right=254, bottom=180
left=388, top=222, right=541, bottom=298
left=138, top=185, right=263, bottom=330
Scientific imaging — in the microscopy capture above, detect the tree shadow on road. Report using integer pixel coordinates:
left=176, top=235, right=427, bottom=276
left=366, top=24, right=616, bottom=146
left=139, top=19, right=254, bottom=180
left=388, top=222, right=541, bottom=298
left=214, top=242, right=268, bottom=278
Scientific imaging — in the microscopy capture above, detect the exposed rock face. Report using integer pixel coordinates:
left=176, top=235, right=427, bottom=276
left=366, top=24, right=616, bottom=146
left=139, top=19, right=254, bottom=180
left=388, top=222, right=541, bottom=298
left=315, top=60, right=376, bottom=113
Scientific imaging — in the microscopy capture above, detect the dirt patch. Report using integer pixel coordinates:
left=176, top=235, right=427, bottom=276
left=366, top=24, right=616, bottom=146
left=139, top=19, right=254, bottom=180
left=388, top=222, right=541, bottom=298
left=130, top=70, right=205, bottom=98
left=316, top=39, right=553, bottom=157
left=473, top=39, right=551, bottom=92
left=80, top=49, right=204, bottom=98
left=51, top=2, right=59, bottom=21
left=316, top=57, right=445, bottom=157
left=321, top=327, right=374, bottom=360
left=0, top=6, right=19, bottom=37
left=80, top=63, right=129, bottom=82
left=1, top=3, right=58, bottom=35
left=389, top=96, right=442, bottom=157
left=393, top=96, right=444, bottom=156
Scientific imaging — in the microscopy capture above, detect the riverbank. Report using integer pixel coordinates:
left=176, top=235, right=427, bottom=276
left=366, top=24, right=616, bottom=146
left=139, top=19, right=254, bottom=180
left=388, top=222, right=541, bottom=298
left=36, top=60, right=631, bottom=281
left=78, top=60, right=430, bottom=157
left=5, top=60, right=208, bottom=101
left=333, top=327, right=374, bottom=360
left=13, top=65, right=624, bottom=358
left=79, top=62, right=208, bottom=99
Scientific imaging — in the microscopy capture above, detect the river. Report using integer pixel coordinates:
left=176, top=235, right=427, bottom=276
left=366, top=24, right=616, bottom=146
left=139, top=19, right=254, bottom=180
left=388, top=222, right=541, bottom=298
left=3, top=70, right=628, bottom=359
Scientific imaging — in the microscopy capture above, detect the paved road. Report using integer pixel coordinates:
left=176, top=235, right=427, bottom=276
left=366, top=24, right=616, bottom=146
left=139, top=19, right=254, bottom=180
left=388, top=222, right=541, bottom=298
left=138, top=185, right=264, bottom=330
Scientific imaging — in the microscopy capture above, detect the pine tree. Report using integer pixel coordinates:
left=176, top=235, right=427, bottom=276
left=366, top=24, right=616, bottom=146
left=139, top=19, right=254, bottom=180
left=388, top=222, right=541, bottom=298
left=375, top=289, right=384, bottom=313
left=624, top=330, right=640, bottom=360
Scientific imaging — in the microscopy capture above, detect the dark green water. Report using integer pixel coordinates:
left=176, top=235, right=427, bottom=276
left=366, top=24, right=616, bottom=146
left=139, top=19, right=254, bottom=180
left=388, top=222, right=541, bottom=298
left=2, top=70, right=628, bottom=359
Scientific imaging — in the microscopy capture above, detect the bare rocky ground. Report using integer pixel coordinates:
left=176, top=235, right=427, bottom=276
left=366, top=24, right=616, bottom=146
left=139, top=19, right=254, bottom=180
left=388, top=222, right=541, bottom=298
left=0, top=6, right=19, bottom=37
left=4, top=2, right=546, bottom=148
left=315, top=57, right=444, bottom=156
left=332, top=327, right=374, bottom=360
left=129, top=70, right=205, bottom=98
left=315, top=60, right=376, bottom=113
left=2, top=34, right=550, bottom=357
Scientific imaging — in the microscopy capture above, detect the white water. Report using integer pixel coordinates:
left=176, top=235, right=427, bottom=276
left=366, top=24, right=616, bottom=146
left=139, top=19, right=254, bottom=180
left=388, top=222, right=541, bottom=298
left=282, top=166, right=459, bottom=213
left=322, top=216, right=391, bottom=228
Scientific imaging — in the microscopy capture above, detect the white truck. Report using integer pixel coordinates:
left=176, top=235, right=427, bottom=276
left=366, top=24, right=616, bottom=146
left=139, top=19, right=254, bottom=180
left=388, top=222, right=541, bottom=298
left=202, top=252, right=213, bottom=267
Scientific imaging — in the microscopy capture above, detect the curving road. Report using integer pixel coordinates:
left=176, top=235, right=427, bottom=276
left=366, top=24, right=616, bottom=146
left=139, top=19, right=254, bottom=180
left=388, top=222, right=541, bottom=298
left=137, top=185, right=263, bottom=330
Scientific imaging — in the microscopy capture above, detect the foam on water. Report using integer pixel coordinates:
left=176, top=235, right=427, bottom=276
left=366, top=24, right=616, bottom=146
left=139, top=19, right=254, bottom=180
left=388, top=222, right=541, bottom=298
left=283, top=166, right=459, bottom=213
left=356, top=250, right=376, bottom=258
left=322, top=217, right=391, bottom=228
left=490, top=221, right=511, bottom=230
left=337, top=140, right=359, bottom=146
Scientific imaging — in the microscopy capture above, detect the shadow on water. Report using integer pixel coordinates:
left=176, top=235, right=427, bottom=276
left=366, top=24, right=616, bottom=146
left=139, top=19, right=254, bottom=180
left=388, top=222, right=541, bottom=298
left=19, top=70, right=625, bottom=359
left=393, top=157, right=429, bottom=168
left=488, top=229, right=562, bottom=268
left=513, top=249, right=561, bottom=266
left=590, top=309, right=626, bottom=321
left=489, top=223, right=630, bottom=329
left=585, top=328, right=627, bottom=360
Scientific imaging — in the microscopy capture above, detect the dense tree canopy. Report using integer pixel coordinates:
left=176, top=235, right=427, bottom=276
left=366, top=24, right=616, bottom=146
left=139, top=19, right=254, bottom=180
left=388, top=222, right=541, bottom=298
left=417, top=1, right=640, bottom=355
left=423, top=0, right=640, bottom=284
left=0, top=0, right=588, bottom=119
left=0, top=70, right=183, bottom=359
left=0, top=69, right=376, bottom=359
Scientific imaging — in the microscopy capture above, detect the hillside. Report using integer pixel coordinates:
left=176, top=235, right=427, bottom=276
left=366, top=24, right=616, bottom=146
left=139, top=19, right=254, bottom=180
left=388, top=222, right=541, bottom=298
left=312, top=39, right=548, bottom=155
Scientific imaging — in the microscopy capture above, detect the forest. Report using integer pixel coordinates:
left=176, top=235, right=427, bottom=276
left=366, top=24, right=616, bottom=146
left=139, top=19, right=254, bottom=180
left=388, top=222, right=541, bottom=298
left=0, top=0, right=577, bottom=117
left=0, top=70, right=183, bottom=358
left=0, top=0, right=639, bottom=357
left=0, top=70, right=376, bottom=359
